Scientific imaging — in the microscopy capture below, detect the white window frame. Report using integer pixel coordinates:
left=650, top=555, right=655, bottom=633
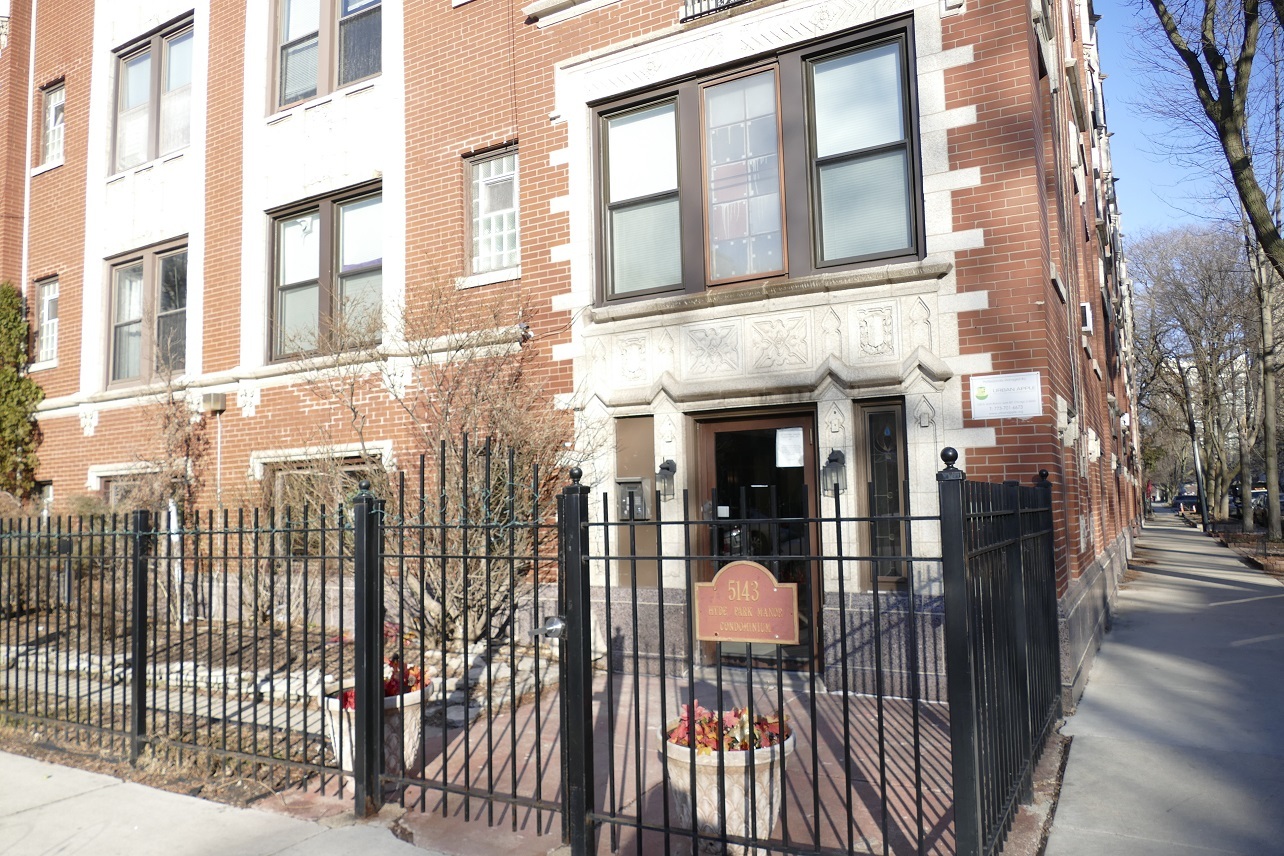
left=41, top=83, right=65, bottom=166
left=34, top=277, right=58, bottom=366
left=465, top=148, right=521, bottom=284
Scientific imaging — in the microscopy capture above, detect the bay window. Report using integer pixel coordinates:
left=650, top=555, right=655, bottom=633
left=598, top=23, right=921, bottom=301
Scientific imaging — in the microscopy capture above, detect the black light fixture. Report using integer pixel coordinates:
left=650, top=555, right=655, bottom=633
left=657, top=459, right=677, bottom=501
left=822, top=449, right=847, bottom=494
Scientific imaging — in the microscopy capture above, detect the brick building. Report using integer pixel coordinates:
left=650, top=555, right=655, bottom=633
left=0, top=0, right=1136, bottom=702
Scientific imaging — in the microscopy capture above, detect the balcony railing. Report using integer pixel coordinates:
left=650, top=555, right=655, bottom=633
left=681, top=0, right=751, bottom=21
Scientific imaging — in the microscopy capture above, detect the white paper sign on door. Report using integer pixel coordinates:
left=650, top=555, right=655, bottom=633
left=775, top=427, right=804, bottom=468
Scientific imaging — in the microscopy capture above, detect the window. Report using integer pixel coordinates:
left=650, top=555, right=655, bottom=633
left=277, top=0, right=381, bottom=109
left=113, top=19, right=193, bottom=173
left=272, top=187, right=382, bottom=359
left=468, top=149, right=520, bottom=276
left=41, top=84, right=65, bottom=165
left=108, top=243, right=188, bottom=384
left=598, top=24, right=921, bottom=300
left=35, top=278, right=58, bottom=363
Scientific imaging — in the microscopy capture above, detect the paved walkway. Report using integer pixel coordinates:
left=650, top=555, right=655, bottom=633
left=0, top=751, right=444, bottom=856
left=1044, top=511, right=1284, bottom=856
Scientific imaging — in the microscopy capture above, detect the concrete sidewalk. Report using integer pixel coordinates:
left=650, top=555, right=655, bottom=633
left=1044, top=512, right=1284, bottom=855
left=0, top=751, right=450, bottom=856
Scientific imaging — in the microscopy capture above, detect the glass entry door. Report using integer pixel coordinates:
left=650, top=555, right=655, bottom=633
left=697, top=413, right=819, bottom=669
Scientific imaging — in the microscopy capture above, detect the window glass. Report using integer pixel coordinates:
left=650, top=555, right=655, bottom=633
left=818, top=149, right=911, bottom=259
left=113, top=264, right=144, bottom=380
left=607, top=104, right=681, bottom=294
left=610, top=197, right=682, bottom=294
left=43, top=86, right=65, bottom=164
left=281, top=0, right=321, bottom=104
left=471, top=152, right=519, bottom=274
left=340, top=196, right=381, bottom=270
left=157, top=251, right=188, bottom=372
left=279, top=283, right=320, bottom=354
left=813, top=44, right=904, bottom=156
left=37, top=279, right=58, bottom=363
left=339, top=0, right=381, bottom=87
left=280, top=213, right=320, bottom=284
left=161, top=31, right=193, bottom=155
left=704, top=71, right=783, bottom=281
left=116, top=52, right=152, bottom=171
left=285, top=0, right=321, bottom=40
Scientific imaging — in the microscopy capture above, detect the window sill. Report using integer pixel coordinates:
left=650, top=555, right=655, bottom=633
left=269, top=78, right=381, bottom=122
left=106, top=148, right=187, bottom=183
left=522, top=0, right=622, bottom=25
left=589, top=259, right=953, bottom=325
left=31, top=160, right=63, bottom=178
left=29, top=359, right=57, bottom=372
left=459, top=266, right=520, bottom=289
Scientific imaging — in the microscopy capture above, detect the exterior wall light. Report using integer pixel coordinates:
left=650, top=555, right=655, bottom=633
left=657, top=459, right=677, bottom=501
left=821, top=449, right=847, bottom=494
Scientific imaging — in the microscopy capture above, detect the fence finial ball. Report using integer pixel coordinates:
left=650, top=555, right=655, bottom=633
left=570, top=467, right=583, bottom=484
left=940, top=447, right=959, bottom=468
left=358, top=480, right=372, bottom=491
left=1039, top=469, right=1049, bottom=482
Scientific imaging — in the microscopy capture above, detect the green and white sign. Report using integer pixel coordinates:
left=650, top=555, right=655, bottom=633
left=970, top=371, right=1042, bottom=419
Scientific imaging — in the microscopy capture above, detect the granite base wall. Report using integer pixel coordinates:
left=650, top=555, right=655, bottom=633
left=1057, top=526, right=1132, bottom=709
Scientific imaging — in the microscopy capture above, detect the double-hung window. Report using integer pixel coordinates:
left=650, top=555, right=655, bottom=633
left=41, top=84, right=65, bottom=166
left=113, top=19, right=193, bottom=173
left=272, top=187, right=382, bottom=359
left=36, top=278, right=58, bottom=364
left=598, top=23, right=921, bottom=301
left=468, top=149, right=520, bottom=276
left=108, top=243, right=188, bottom=385
left=277, top=0, right=382, bottom=109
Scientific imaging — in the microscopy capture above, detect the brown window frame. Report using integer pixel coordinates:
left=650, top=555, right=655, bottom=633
left=110, top=15, right=194, bottom=174
left=594, top=18, right=924, bottom=303
left=274, top=0, right=383, bottom=111
left=106, top=238, right=189, bottom=388
left=268, top=182, right=383, bottom=362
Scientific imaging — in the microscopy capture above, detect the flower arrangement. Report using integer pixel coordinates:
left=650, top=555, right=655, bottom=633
left=338, top=654, right=424, bottom=710
left=665, top=699, right=789, bottom=754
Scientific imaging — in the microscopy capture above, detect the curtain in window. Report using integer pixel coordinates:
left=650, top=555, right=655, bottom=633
left=704, top=71, right=784, bottom=281
left=160, top=31, right=193, bottom=155
left=113, top=265, right=144, bottom=380
left=116, top=52, right=152, bottom=171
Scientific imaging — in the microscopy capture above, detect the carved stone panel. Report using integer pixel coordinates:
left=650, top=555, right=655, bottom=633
left=853, top=304, right=897, bottom=358
left=750, top=315, right=809, bottom=371
left=615, top=334, right=650, bottom=385
left=683, top=322, right=742, bottom=378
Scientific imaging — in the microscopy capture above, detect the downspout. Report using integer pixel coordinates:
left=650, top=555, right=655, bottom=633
left=19, top=0, right=37, bottom=298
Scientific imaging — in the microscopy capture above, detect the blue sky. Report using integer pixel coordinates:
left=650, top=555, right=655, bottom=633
left=1093, top=0, right=1217, bottom=236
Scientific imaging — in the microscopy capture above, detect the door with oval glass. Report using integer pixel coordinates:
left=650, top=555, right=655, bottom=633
left=697, top=413, right=819, bottom=670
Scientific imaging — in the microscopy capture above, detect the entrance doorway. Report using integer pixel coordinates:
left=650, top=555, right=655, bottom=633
left=696, top=412, right=819, bottom=669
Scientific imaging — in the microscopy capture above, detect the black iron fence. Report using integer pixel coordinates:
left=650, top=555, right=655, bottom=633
left=0, top=445, right=1060, bottom=856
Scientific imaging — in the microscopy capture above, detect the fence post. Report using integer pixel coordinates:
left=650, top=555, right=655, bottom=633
left=559, top=468, right=595, bottom=856
left=352, top=481, right=385, bottom=818
left=1037, top=470, right=1063, bottom=720
left=1005, top=481, right=1034, bottom=804
left=129, top=509, right=152, bottom=764
left=937, top=448, right=982, bottom=856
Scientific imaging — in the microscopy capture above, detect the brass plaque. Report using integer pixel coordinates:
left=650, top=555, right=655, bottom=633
left=694, top=560, right=800, bottom=645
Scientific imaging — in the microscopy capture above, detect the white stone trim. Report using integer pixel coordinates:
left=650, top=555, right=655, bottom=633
left=248, top=441, right=395, bottom=481
left=86, top=461, right=162, bottom=492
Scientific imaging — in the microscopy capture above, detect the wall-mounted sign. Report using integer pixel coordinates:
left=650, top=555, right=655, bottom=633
left=970, top=371, right=1042, bottom=420
left=695, top=561, right=799, bottom=645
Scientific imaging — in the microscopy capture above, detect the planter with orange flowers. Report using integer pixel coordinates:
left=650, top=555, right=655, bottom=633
left=320, top=655, right=434, bottom=780
left=659, top=699, right=794, bottom=856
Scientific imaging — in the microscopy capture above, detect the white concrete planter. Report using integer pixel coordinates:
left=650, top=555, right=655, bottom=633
left=321, top=683, right=433, bottom=779
left=659, top=722, right=795, bottom=856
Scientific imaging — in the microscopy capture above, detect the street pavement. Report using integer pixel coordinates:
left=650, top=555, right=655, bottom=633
left=0, top=750, right=448, bottom=856
left=1044, top=511, right=1284, bottom=856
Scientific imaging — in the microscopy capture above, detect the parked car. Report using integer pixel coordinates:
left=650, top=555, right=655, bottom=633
left=1172, top=494, right=1203, bottom=515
